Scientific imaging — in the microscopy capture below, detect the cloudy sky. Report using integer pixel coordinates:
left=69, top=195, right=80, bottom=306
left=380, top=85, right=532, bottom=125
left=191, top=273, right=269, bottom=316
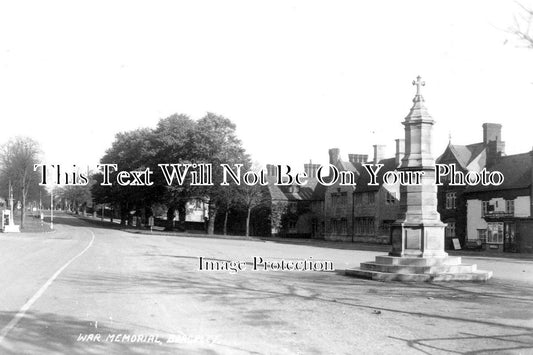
left=1, top=0, right=532, bottom=170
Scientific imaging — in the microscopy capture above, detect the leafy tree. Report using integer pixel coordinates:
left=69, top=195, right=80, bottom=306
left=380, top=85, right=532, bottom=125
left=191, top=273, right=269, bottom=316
left=193, top=113, right=250, bottom=234
left=93, top=112, right=250, bottom=235
left=0, top=137, right=41, bottom=227
left=92, top=127, right=162, bottom=225
left=151, top=114, right=198, bottom=230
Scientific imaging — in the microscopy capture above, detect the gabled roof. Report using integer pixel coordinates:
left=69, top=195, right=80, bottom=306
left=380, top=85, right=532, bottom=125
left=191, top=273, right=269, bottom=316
left=465, top=152, right=532, bottom=193
left=266, top=177, right=323, bottom=202
left=339, top=160, right=359, bottom=174
left=355, top=157, right=397, bottom=193
left=436, top=142, right=486, bottom=170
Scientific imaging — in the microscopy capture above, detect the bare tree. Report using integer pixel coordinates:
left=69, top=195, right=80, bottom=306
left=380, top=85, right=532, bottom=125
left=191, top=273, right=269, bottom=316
left=510, top=3, right=533, bottom=48
left=0, top=137, right=41, bottom=227
left=237, top=183, right=266, bottom=237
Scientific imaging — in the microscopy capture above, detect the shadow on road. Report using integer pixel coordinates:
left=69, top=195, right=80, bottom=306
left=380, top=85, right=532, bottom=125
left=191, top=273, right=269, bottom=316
left=56, top=265, right=533, bottom=353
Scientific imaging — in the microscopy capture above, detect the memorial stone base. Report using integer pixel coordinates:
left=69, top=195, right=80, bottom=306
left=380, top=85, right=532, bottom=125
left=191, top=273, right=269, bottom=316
left=346, top=222, right=492, bottom=282
left=345, top=255, right=492, bottom=282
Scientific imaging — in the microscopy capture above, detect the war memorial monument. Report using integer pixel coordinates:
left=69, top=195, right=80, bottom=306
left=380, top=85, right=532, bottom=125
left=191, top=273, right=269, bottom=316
left=346, top=77, right=493, bottom=282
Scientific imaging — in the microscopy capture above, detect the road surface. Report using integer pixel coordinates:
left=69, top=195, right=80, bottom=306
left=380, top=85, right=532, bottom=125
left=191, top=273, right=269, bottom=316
left=0, top=214, right=532, bottom=354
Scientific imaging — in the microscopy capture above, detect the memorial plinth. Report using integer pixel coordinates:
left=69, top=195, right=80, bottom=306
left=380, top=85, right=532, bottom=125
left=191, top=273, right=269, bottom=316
left=346, top=76, right=492, bottom=282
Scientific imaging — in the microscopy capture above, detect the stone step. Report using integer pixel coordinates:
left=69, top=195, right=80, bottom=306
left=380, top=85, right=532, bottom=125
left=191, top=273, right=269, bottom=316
left=375, top=255, right=462, bottom=266
left=360, top=262, right=477, bottom=275
left=345, top=268, right=492, bottom=282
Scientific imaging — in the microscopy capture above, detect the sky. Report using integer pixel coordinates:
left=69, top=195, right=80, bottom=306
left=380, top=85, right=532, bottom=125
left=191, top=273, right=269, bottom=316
left=1, top=0, right=532, bottom=170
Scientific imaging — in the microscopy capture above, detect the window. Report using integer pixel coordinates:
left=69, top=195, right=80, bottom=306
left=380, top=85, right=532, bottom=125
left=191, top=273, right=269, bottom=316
left=330, top=219, right=337, bottom=234
left=331, top=218, right=347, bottom=234
left=380, top=220, right=394, bottom=234
left=487, top=222, right=504, bottom=244
left=339, top=218, right=347, bottom=234
left=482, top=201, right=489, bottom=216
left=355, top=217, right=375, bottom=235
left=477, top=229, right=487, bottom=243
left=340, top=192, right=347, bottom=206
left=386, top=191, right=397, bottom=205
left=505, top=200, right=515, bottom=215
left=332, top=192, right=347, bottom=208
left=289, top=202, right=297, bottom=213
left=331, top=193, right=338, bottom=207
left=367, top=192, right=375, bottom=205
left=445, top=192, right=456, bottom=209
left=445, top=222, right=456, bottom=238
left=193, top=199, right=202, bottom=210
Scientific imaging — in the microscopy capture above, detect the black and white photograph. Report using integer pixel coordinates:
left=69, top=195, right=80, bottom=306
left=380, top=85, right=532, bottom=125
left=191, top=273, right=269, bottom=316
left=1, top=1, right=533, bottom=354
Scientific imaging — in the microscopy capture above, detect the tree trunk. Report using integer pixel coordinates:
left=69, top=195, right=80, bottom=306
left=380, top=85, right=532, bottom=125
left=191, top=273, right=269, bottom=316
left=20, top=186, right=25, bottom=228
left=207, top=203, right=217, bottom=235
left=246, top=206, right=251, bottom=237
left=165, top=206, right=176, bottom=231
left=177, top=200, right=187, bottom=231
left=120, top=206, right=128, bottom=226
left=223, top=210, right=229, bottom=236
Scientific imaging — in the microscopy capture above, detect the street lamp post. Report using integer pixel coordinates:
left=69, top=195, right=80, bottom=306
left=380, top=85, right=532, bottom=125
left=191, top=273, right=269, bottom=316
left=50, top=188, right=54, bottom=230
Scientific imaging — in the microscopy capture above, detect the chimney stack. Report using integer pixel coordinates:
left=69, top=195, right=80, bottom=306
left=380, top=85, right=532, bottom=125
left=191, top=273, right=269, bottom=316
left=329, top=148, right=340, bottom=165
left=395, top=139, right=405, bottom=166
left=265, top=164, right=276, bottom=177
left=348, top=154, right=369, bottom=165
left=483, top=123, right=505, bottom=167
left=373, top=145, right=386, bottom=164
left=304, top=161, right=321, bottom=179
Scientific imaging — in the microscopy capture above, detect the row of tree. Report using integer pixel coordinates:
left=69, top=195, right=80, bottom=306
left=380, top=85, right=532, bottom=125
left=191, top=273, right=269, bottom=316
left=0, top=115, right=266, bottom=235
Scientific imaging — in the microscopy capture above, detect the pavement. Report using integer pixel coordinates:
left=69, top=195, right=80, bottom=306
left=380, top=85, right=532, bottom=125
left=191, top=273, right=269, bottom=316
left=0, top=213, right=532, bottom=354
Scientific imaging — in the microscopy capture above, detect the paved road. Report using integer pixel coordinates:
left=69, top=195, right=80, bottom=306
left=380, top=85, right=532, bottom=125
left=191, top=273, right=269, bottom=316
left=0, top=214, right=532, bottom=354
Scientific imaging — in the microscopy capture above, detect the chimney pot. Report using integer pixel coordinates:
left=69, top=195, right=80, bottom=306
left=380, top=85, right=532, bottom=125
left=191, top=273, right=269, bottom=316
left=373, top=145, right=386, bottom=164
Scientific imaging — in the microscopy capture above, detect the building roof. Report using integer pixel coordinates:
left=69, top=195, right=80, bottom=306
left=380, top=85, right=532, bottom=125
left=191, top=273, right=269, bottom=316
left=436, top=142, right=486, bottom=170
left=355, top=157, right=397, bottom=193
left=266, top=177, right=323, bottom=202
left=465, top=152, right=532, bottom=193
left=339, top=160, right=359, bottom=174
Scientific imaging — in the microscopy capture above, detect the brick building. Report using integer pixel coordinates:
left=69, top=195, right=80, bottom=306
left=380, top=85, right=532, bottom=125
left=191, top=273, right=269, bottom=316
left=323, top=148, right=365, bottom=241
left=464, top=150, right=533, bottom=253
left=352, top=141, right=403, bottom=244
left=262, top=163, right=323, bottom=237
left=436, top=123, right=505, bottom=249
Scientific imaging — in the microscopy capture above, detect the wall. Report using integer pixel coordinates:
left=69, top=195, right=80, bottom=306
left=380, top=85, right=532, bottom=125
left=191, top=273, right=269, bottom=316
left=466, top=199, right=487, bottom=241
left=515, top=196, right=531, bottom=217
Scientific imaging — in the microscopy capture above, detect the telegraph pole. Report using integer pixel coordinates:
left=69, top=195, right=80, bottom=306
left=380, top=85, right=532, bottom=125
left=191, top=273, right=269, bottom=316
left=50, top=188, right=54, bottom=230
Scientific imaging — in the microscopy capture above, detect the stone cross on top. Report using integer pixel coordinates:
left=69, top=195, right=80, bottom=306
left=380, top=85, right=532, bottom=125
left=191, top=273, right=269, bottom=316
left=412, top=75, right=425, bottom=96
